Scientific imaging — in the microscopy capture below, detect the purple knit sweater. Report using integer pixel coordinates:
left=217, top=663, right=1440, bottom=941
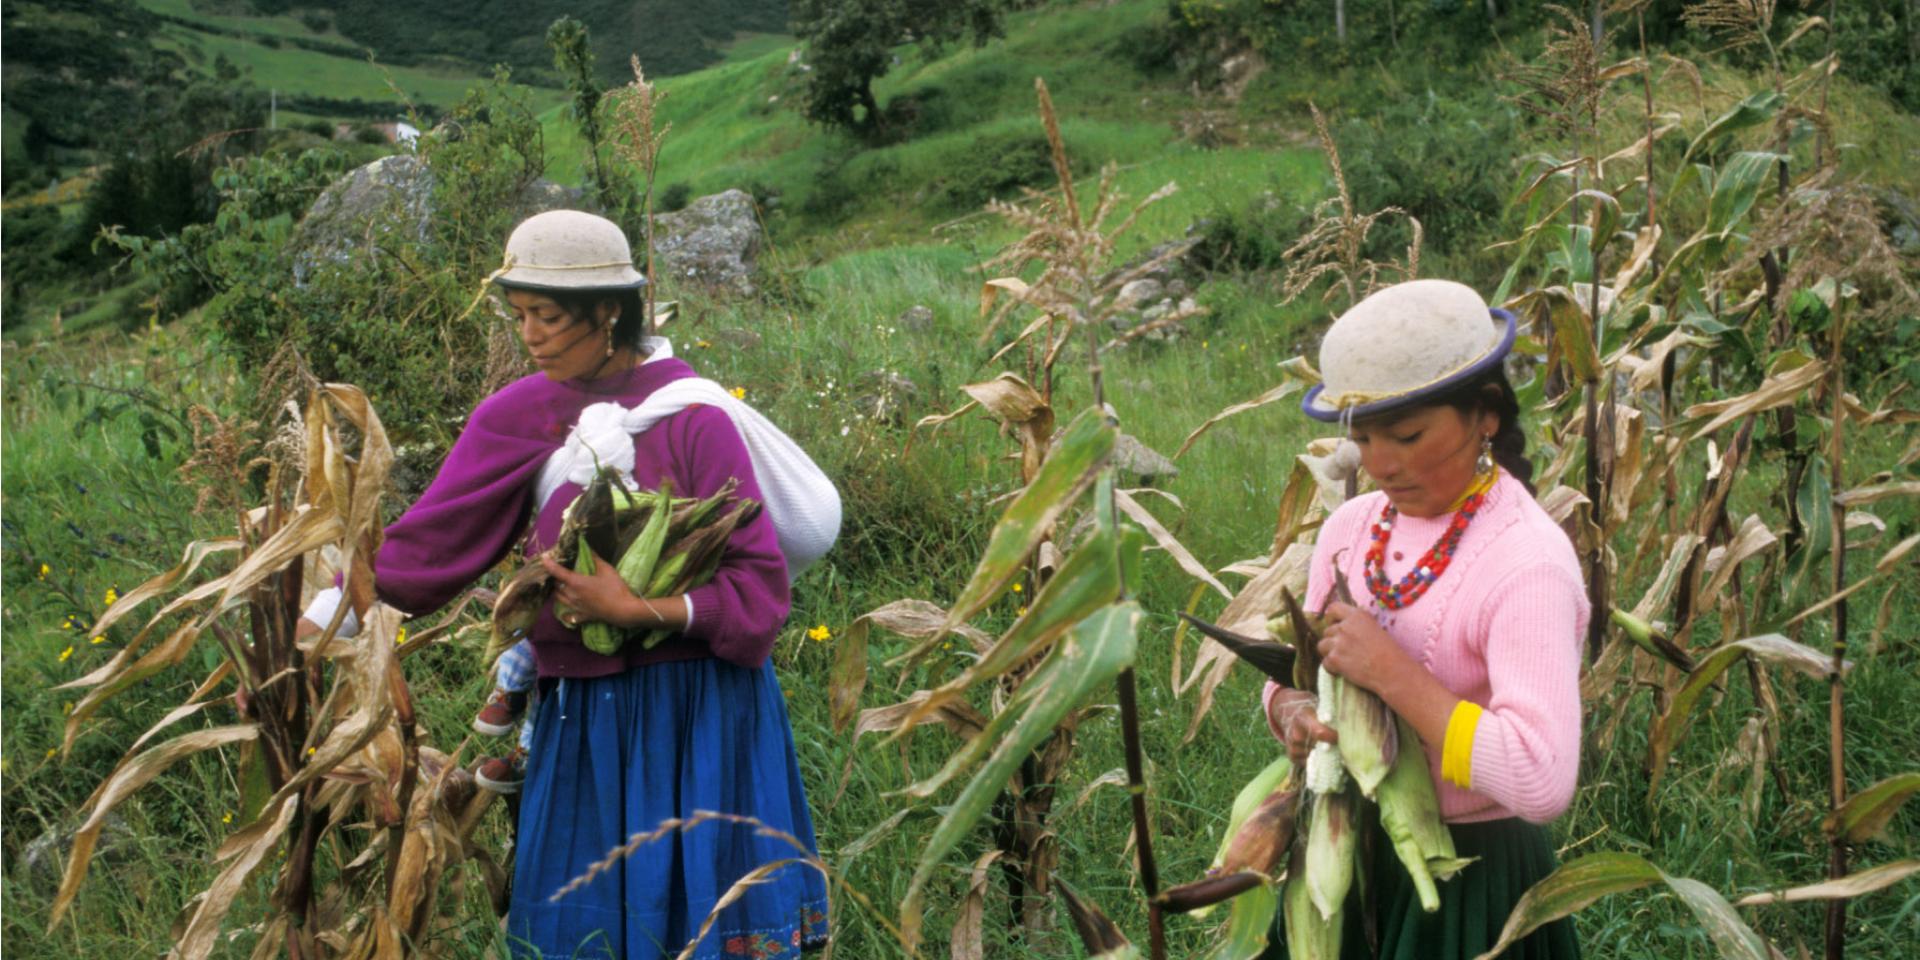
left=371, top=357, right=791, bottom=677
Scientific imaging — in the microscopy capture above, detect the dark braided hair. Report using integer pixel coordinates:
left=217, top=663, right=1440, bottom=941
left=544, top=288, right=650, bottom=351
left=1429, top=369, right=1535, bottom=495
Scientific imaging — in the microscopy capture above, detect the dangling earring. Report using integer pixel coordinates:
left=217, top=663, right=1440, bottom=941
left=604, top=325, right=616, bottom=358
left=1477, top=436, right=1495, bottom=475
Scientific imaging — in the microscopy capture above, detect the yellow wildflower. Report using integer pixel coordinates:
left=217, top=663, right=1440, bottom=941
left=806, top=624, right=831, bottom=642
left=1010, top=582, right=1022, bottom=593
left=90, top=635, right=106, bottom=645
left=942, top=641, right=953, bottom=650
left=46, top=748, right=57, bottom=759
left=306, top=746, right=316, bottom=757
left=58, top=645, right=74, bottom=662
left=103, top=587, right=118, bottom=606
left=62, top=701, right=73, bottom=714
left=1017, top=606, right=1029, bottom=617
left=395, top=627, right=408, bottom=646
left=697, top=340, right=713, bottom=349
left=222, top=811, right=234, bottom=825
left=729, top=387, right=746, bottom=400
left=37, top=563, right=49, bottom=580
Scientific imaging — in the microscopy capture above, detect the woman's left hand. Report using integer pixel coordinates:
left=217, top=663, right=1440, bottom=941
left=542, top=549, right=638, bottom=629
left=1318, top=601, right=1411, bottom=694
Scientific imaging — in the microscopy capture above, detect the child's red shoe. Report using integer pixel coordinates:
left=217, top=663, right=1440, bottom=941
left=472, top=688, right=528, bottom=738
left=475, top=748, right=527, bottom=795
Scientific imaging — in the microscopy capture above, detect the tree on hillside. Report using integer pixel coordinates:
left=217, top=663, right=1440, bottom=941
left=549, top=16, right=612, bottom=197
left=791, top=0, right=1008, bottom=137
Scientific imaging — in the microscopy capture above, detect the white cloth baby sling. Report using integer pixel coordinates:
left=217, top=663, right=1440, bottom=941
left=532, top=337, right=842, bottom=578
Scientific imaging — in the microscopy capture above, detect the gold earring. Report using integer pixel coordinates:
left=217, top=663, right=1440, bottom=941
left=1477, top=436, right=1495, bottom=474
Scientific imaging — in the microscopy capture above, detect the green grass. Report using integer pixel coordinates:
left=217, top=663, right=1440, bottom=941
left=134, top=0, right=352, bottom=44
left=6, top=246, right=1918, bottom=957
left=151, top=21, right=561, bottom=115
left=6, top=0, right=1920, bottom=956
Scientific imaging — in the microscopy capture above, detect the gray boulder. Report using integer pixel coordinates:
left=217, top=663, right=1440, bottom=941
left=1116, top=278, right=1164, bottom=310
left=652, top=189, right=762, bottom=299
left=288, top=154, right=584, bottom=285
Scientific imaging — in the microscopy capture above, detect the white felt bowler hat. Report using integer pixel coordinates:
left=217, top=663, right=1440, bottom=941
left=1301, top=279, right=1517, bottom=422
left=493, top=210, right=647, bottom=292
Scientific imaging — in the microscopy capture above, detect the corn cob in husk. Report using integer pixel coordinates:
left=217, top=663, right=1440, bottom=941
left=1282, top=829, right=1342, bottom=960
left=489, top=471, right=759, bottom=657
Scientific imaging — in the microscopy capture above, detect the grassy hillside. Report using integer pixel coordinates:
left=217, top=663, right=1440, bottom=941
left=5, top=1, right=1920, bottom=958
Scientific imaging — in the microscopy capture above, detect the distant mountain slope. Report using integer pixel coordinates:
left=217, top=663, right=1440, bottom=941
left=260, top=0, right=789, bottom=81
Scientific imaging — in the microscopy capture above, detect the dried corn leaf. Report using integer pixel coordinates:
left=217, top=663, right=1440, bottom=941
left=1822, top=772, right=1920, bottom=844
left=1681, top=360, right=1826, bottom=442
left=1734, top=860, right=1920, bottom=906
left=172, top=794, right=300, bottom=960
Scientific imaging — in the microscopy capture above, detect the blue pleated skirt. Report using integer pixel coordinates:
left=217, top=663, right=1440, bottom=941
left=507, top=658, right=830, bottom=959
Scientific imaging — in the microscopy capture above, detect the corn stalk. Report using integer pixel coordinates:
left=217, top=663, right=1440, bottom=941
left=47, top=383, right=500, bottom=958
left=833, top=79, right=1225, bottom=957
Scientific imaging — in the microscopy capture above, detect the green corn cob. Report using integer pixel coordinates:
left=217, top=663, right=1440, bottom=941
left=616, top=481, right=675, bottom=594
left=1332, top=675, right=1398, bottom=799
left=1283, top=834, right=1342, bottom=960
left=1376, top=717, right=1455, bottom=912
left=575, top=546, right=625, bottom=655
left=1304, top=786, right=1356, bottom=921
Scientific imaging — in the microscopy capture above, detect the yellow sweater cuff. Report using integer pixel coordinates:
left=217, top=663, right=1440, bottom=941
left=1442, top=700, right=1484, bottom=789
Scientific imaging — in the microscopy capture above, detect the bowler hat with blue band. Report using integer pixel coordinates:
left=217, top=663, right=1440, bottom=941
left=1301, top=279, right=1518, bottom=423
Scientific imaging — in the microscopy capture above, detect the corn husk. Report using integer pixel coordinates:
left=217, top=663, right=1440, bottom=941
left=1283, top=832, right=1342, bottom=960
left=1376, top=717, right=1462, bottom=912
left=1304, top=786, right=1357, bottom=920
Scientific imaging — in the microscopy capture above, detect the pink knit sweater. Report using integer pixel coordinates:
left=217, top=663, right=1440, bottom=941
left=1263, top=471, right=1588, bottom=824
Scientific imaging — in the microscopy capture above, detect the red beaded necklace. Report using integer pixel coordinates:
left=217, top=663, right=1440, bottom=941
left=1363, top=468, right=1497, bottom=610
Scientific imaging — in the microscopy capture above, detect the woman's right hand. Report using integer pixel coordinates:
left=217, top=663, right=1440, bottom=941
left=1265, top=685, right=1338, bottom=769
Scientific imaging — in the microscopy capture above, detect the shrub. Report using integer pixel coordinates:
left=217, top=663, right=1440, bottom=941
left=657, top=182, right=692, bottom=212
left=1333, top=90, right=1522, bottom=268
left=935, top=132, right=1059, bottom=210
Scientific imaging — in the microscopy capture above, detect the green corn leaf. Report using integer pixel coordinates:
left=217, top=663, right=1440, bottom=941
left=1705, top=151, right=1781, bottom=237
left=894, top=524, right=1145, bottom=732
left=921, top=407, right=1116, bottom=655
left=899, top=602, right=1140, bottom=951
left=1205, top=882, right=1279, bottom=960
left=1785, top=453, right=1833, bottom=595
left=1684, top=90, right=1786, bottom=163
left=1481, top=853, right=1779, bottom=960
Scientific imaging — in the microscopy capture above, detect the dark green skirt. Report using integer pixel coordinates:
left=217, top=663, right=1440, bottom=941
left=1260, top=816, right=1580, bottom=960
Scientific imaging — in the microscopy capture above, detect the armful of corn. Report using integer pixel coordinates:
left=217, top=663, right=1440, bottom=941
left=1159, top=568, right=1467, bottom=956
left=491, top=469, right=762, bottom=658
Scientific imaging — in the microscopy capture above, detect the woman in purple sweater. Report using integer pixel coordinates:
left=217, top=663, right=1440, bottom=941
left=300, top=211, right=827, bottom=958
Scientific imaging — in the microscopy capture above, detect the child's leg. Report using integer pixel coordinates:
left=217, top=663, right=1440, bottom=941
left=474, top=640, right=536, bottom=738
left=494, top=639, right=537, bottom=693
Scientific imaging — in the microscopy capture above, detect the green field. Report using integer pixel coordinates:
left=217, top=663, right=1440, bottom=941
left=5, top=1, right=1920, bottom=957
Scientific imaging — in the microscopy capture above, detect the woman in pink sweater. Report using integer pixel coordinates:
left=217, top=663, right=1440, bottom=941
left=1262, top=280, right=1585, bottom=960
